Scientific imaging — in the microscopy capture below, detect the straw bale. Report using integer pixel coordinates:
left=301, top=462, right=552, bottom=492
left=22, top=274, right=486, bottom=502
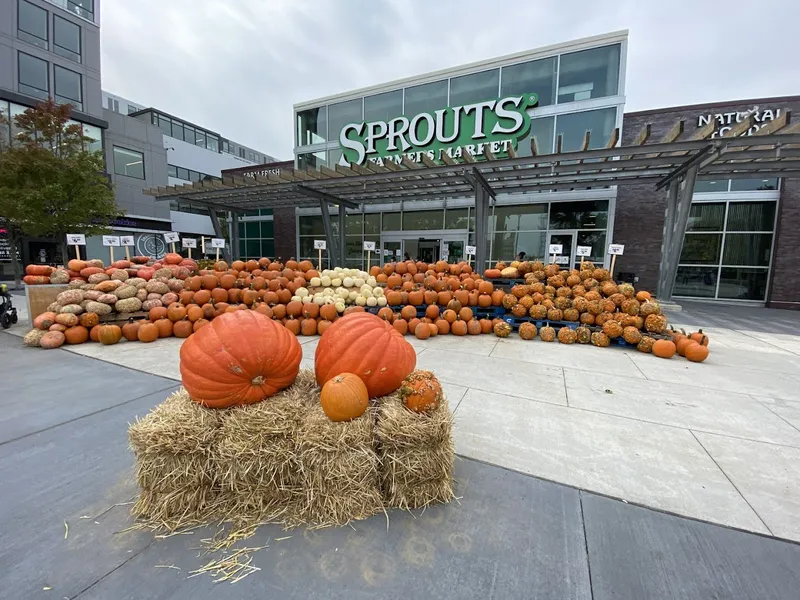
left=375, top=392, right=455, bottom=510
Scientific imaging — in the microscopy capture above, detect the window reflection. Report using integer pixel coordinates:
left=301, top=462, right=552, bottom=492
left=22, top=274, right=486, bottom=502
left=297, top=107, right=327, bottom=145
left=404, top=81, right=448, bottom=117
left=364, top=90, right=403, bottom=122
left=501, top=57, right=556, bottom=106
left=555, top=108, right=617, bottom=152
left=549, top=200, right=608, bottom=229
left=449, top=70, right=500, bottom=106
left=328, top=99, right=363, bottom=143
left=558, top=44, right=620, bottom=103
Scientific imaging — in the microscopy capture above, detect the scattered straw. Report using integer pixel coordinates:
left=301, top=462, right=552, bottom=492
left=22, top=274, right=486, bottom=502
left=187, top=546, right=264, bottom=583
left=63, top=520, right=69, bottom=539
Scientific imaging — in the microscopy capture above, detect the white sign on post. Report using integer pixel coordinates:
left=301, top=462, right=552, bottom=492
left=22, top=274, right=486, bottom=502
left=102, top=236, right=120, bottom=246
left=555, top=256, right=569, bottom=265
left=608, top=244, right=625, bottom=255
left=211, top=238, right=226, bottom=249
left=119, top=235, right=134, bottom=246
left=465, top=245, right=477, bottom=256
left=363, top=241, right=376, bottom=251
left=182, top=238, right=197, bottom=249
left=548, top=244, right=563, bottom=255
left=313, top=240, right=326, bottom=250
left=576, top=246, right=592, bottom=257
left=164, top=232, right=180, bottom=243
left=395, top=249, right=402, bottom=257
left=441, top=252, right=449, bottom=261
left=66, top=234, right=86, bottom=245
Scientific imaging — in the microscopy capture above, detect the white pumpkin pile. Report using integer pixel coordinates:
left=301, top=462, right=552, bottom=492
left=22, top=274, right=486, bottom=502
left=293, top=267, right=384, bottom=312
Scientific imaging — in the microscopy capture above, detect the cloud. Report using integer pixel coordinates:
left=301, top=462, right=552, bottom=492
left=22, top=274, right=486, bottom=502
left=101, top=0, right=800, bottom=160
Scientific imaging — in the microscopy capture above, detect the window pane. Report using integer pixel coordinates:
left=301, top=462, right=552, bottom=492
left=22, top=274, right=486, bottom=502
left=445, top=208, right=469, bottom=229
left=364, top=90, right=403, bottom=123
left=404, top=81, right=448, bottom=117
left=246, top=240, right=260, bottom=258
left=158, top=115, right=171, bottom=136
left=54, top=66, right=82, bottom=109
left=718, top=268, right=768, bottom=300
left=53, top=16, right=81, bottom=62
left=729, top=178, right=778, bottom=192
left=64, top=0, right=93, bottom=21
left=18, top=52, right=49, bottom=99
left=299, top=237, right=317, bottom=258
left=113, top=146, right=144, bottom=179
left=83, top=123, right=101, bottom=152
left=723, top=233, right=772, bottom=267
left=382, top=212, right=401, bottom=232
left=687, top=203, right=724, bottom=231
left=194, top=130, right=206, bottom=147
left=492, top=232, right=516, bottom=260
left=297, top=107, right=327, bottom=145
left=171, top=121, right=184, bottom=142
left=238, top=239, right=246, bottom=257
left=555, top=108, right=617, bottom=152
left=176, top=167, right=189, bottom=180
left=679, top=234, right=722, bottom=264
left=516, top=116, right=555, bottom=157
left=345, top=213, right=362, bottom=235
left=328, top=99, right=362, bottom=144
left=403, top=210, right=443, bottom=230
left=694, top=179, right=729, bottom=193
left=299, top=216, right=324, bottom=236
left=167, top=165, right=177, bottom=178
left=674, top=266, right=718, bottom=298
left=558, top=44, right=620, bottom=103
left=726, top=201, right=776, bottom=231
left=549, top=200, right=608, bottom=229
left=501, top=57, right=556, bottom=107
left=346, top=236, right=362, bottom=260
left=245, top=221, right=260, bottom=238
left=516, top=231, right=547, bottom=260
left=262, top=239, right=275, bottom=258
left=328, top=147, right=342, bottom=168
left=576, top=231, right=607, bottom=264
left=364, top=213, right=380, bottom=234
left=492, top=204, right=548, bottom=231
left=18, top=0, right=48, bottom=48
left=449, top=69, right=500, bottom=106
left=206, top=135, right=219, bottom=152
left=298, top=151, right=326, bottom=170
left=188, top=169, right=200, bottom=182
left=262, top=221, right=274, bottom=238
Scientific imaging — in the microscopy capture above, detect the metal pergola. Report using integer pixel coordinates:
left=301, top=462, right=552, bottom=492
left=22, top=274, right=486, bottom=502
left=146, top=111, right=800, bottom=301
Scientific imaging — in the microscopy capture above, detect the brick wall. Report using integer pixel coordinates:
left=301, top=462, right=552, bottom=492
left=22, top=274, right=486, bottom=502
left=767, top=178, right=800, bottom=309
left=273, top=207, right=297, bottom=261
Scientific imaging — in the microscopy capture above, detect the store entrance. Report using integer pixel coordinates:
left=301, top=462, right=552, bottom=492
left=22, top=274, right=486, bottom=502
left=547, top=232, right=576, bottom=269
left=382, top=233, right=468, bottom=264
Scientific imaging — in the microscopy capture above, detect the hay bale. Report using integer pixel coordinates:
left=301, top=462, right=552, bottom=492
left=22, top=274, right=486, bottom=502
left=376, top=393, right=455, bottom=510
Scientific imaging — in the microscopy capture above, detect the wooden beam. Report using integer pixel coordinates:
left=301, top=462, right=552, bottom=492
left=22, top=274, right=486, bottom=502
left=530, top=136, right=538, bottom=156
left=483, top=148, right=497, bottom=161
left=721, top=113, right=757, bottom=138
left=506, top=144, right=517, bottom=158
left=401, top=155, right=422, bottom=170
left=689, top=118, right=717, bottom=141
left=439, top=151, right=457, bottom=166
left=660, top=120, right=685, bottom=144
left=420, top=153, right=437, bottom=168
left=752, top=110, right=791, bottom=136
left=303, top=167, right=323, bottom=179
left=461, top=150, right=476, bottom=163
left=334, top=164, right=358, bottom=177
left=319, top=165, right=343, bottom=178
left=633, top=123, right=651, bottom=146
left=580, top=130, right=592, bottom=152
left=381, top=158, right=402, bottom=171
left=605, top=127, right=620, bottom=148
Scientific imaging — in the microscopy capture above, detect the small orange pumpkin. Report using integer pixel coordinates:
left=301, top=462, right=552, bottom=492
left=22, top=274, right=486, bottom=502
left=689, top=329, right=709, bottom=346
left=400, top=370, right=442, bottom=413
left=652, top=339, right=676, bottom=359
left=122, top=320, right=141, bottom=341
left=64, top=325, right=89, bottom=344
left=97, top=324, right=122, bottom=345
left=685, top=342, right=710, bottom=363
left=320, top=373, right=369, bottom=422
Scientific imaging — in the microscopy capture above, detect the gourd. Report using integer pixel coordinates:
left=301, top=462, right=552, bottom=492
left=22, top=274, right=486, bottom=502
left=652, top=339, right=677, bottom=359
left=98, top=324, right=123, bottom=345
left=40, top=331, right=66, bottom=349
left=320, top=373, right=369, bottom=422
left=399, top=370, right=442, bottom=413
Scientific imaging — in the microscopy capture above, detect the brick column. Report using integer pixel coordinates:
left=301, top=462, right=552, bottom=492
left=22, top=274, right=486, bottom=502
left=273, top=207, right=297, bottom=262
left=766, top=178, right=800, bottom=310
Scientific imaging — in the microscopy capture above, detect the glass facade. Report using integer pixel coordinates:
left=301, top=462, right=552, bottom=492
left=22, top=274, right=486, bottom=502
left=18, top=52, right=49, bottom=100
left=54, top=65, right=82, bottom=110
left=18, top=0, right=48, bottom=49
left=112, top=146, right=145, bottom=179
left=237, top=218, right=275, bottom=260
left=133, top=110, right=222, bottom=153
left=0, top=99, right=100, bottom=152
left=675, top=200, right=777, bottom=301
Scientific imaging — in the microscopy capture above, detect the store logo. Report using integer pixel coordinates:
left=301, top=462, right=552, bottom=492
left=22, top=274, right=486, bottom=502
left=135, top=234, right=166, bottom=259
left=339, top=93, right=538, bottom=166
left=697, top=106, right=782, bottom=138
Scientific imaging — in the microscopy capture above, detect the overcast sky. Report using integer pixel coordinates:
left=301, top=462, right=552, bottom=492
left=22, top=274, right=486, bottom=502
left=100, top=0, right=799, bottom=160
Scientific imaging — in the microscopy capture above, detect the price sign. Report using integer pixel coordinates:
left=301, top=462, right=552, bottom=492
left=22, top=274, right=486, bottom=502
left=441, top=252, right=449, bottom=261
left=608, top=244, right=625, bottom=255
left=313, top=240, right=326, bottom=250
left=182, top=238, right=197, bottom=249
left=383, top=249, right=391, bottom=256
left=119, top=235, right=134, bottom=246
left=548, top=244, right=563, bottom=255
left=363, top=241, right=376, bottom=251
left=576, top=246, right=592, bottom=257
left=465, top=245, right=477, bottom=256
left=395, top=249, right=402, bottom=257
left=102, top=235, right=120, bottom=247
left=555, top=256, right=569, bottom=265
left=211, top=238, right=226, bottom=249
left=66, top=234, right=85, bottom=245
left=164, top=232, right=180, bottom=243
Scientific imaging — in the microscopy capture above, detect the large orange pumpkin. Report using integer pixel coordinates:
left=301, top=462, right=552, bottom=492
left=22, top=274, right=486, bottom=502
left=315, top=312, right=416, bottom=398
left=320, top=373, right=369, bottom=422
left=180, top=310, right=302, bottom=408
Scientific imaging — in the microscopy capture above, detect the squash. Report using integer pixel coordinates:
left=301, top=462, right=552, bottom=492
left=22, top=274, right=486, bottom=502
left=121, top=320, right=141, bottom=341
left=34, top=311, right=58, bottom=330
left=98, top=324, right=122, bottom=345
left=315, top=312, right=416, bottom=398
left=400, top=370, right=442, bottom=413
left=180, top=311, right=302, bottom=408
left=64, top=325, right=89, bottom=344
left=40, top=331, right=66, bottom=349
left=451, top=320, right=467, bottom=336
left=155, top=318, right=173, bottom=338
left=320, top=373, right=369, bottom=422
left=652, top=339, right=676, bottom=359
left=137, top=322, right=159, bottom=342
left=684, top=342, right=710, bottom=363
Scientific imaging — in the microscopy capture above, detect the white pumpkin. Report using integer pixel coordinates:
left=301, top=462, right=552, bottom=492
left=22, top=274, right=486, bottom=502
left=296, top=287, right=309, bottom=298
left=320, top=275, right=332, bottom=287
left=366, top=296, right=378, bottom=307
left=313, top=295, right=325, bottom=305
left=334, top=301, right=346, bottom=313
left=372, top=287, right=384, bottom=297
left=355, top=295, right=367, bottom=306
left=353, top=277, right=365, bottom=288
left=348, top=290, right=358, bottom=301
left=310, top=276, right=321, bottom=287
left=343, top=277, right=354, bottom=288
left=376, top=296, right=387, bottom=307
left=367, top=277, right=377, bottom=287
left=331, top=277, right=342, bottom=287
left=322, top=287, right=335, bottom=297
left=291, top=295, right=301, bottom=303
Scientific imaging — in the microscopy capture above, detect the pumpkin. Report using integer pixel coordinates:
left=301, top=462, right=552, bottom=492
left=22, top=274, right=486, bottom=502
left=55, top=313, right=79, bottom=327
left=171, top=319, right=192, bottom=338
left=400, top=305, right=417, bottom=321
left=63, top=325, right=89, bottom=344
left=193, top=318, right=210, bottom=332
left=284, top=318, right=301, bottom=335
left=34, top=312, right=58, bottom=330
left=466, top=319, right=480, bottom=335
left=590, top=331, right=610, bottom=347
left=637, top=336, right=655, bottom=353
left=675, top=337, right=695, bottom=357
left=320, top=304, right=338, bottom=321
left=377, top=307, right=394, bottom=322
left=636, top=290, right=652, bottom=302
left=79, top=312, right=99, bottom=328
left=415, top=323, right=431, bottom=339
left=301, top=318, right=317, bottom=336
left=652, top=339, right=676, bottom=359
left=40, top=330, right=66, bottom=349
left=98, top=324, right=122, bottom=345
left=137, top=322, right=159, bottom=342
left=180, top=311, right=302, bottom=408
left=24, top=328, right=48, bottom=347
left=425, top=305, right=439, bottom=320
left=120, top=320, right=140, bottom=341
left=689, top=329, right=709, bottom=346
left=393, top=319, right=409, bottom=335
left=154, top=318, right=173, bottom=338
left=320, top=373, right=369, bottom=422
left=493, top=321, right=512, bottom=337
left=315, top=312, right=416, bottom=398
left=149, top=306, right=168, bottom=321
left=451, top=320, right=467, bottom=336
left=458, top=307, right=473, bottom=322
left=557, top=327, right=577, bottom=344
left=436, top=319, right=450, bottom=334
left=399, top=370, right=442, bottom=413
left=26, top=264, right=54, bottom=276
left=684, top=342, right=710, bottom=363
left=164, top=253, right=183, bottom=265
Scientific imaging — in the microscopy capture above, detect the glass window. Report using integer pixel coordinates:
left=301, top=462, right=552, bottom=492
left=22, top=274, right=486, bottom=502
left=449, top=69, right=500, bottom=106
left=328, top=147, right=343, bottom=168
left=183, top=125, right=195, bottom=144
left=382, top=212, right=401, bottom=232
left=0, top=101, right=10, bottom=148
left=206, top=135, right=219, bottom=152
left=679, top=234, right=722, bottom=264
left=492, top=204, right=548, bottom=231
left=694, top=179, right=729, bottom=193
left=492, top=233, right=516, bottom=260
left=170, top=121, right=184, bottom=142
left=18, top=0, right=48, bottom=49
left=576, top=230, right=606, bottom=264
left=158, top=114, right=172, bottom=136
left=193, top=129, right=205, bottom=147
left=516, top=231, right=547, bottom=259
left=262, top=239, right=275, bottom=258
left=364, top=213, right=380, bottom=235
left=53, top=16, right=81, bottom=63
left=718, top=268, right=768, bottom=300
left=245, top=221, right=260, bottom=238
left=299, top=237, right=317, bottom=258
left=246, top=240, right=260, bottom=258
left=18, top=52, right=49, bottom=100
left=298, top=151, right=326, bottom=170
left=328, top=99, right=362, bottom=144
left=730, top=178, right=778, bottom=192
left=364, top=90, right=403, bottom=122
left=519, top=116, right=554, bottom=156
left=403, top=210, right=443, bottom=230
left=188, top=169, right=200, bottom=182
left=687, top=203, right=724, bottom=231
left=167, top=164, right=177, bottom=178
left=299, top=215, right=324, bottom=236
left=674, top=266, right=718, bottom=298
left=501, top=57, right=556, bottom=107
left=127, top=104, right=139, bottom=115
left=262, top=221, right=274, bottom=238
left=259, top=208, right=274, bottom=217
left=726, top=201, right=776, bottom=231
left=549, top=200, right=608, bottom=229
left=176, top=167, right=189, bottom=180
left=445, top=208, right=469, bottom=229
left=113, top=146, right=144, bottom=179
left=238, top=239, right=247, bottom=257
left=59, top=0, right=93, bottom=21
left=346, top=214, right=362, bottom=235
left=346, top=237, right=363, bottom=260
left=297, top=107, right=327, bottom=145
left=558, top=44, right=620, bottom=103
left=82, top=123, right=101, bottom=153
left=404, top=80, right=448, bottom=117
left=555, top=108, right=617, bottom=152
left=723, top=233, right=772, bottom=267
left=54, top=65, right=82, bottom=110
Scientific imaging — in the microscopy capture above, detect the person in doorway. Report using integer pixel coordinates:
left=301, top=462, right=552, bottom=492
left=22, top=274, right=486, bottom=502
left=404, top=252, right=411, bottom=261
left=516, top=251, right=526, bottom=261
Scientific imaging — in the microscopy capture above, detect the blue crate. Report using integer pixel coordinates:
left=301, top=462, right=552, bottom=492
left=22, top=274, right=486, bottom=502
left=501, top=316, right=582, bottom=331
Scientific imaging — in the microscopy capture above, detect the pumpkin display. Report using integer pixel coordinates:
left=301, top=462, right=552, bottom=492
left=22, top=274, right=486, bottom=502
left=98, top=324, right=123, bottom=345
left=399, top=370, right=443, bottom=413
left=493, top=322, right=512, bottom=338
left=518, top=322, right=537, bottom=340
left=557, top=327, right=577, bottom=344
left=40, top=331, right=66, bottom=349
left=320, top=373, right=369, bottom=422
left=652, top=339, right=676, bottom=359
left=539, top=326, right=556, bottom=342
left=684, top=342, right=710, bottom=363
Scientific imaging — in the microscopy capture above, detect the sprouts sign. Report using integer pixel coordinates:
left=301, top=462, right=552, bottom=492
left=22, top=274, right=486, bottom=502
left=339, top=93, right=538, bottom=166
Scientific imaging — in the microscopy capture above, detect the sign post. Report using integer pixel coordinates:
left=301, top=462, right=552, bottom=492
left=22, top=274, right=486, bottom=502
left=102, top=235, right=120, bottom=264
left=201, top=236, right=206, bottom=256
left=465, top=245, right=476, bottom=268
left=164, top=232, right=180, bottom=254
left=576, top=245, right=592, bottom=265
left=314, top=240, right=327, bottom=270
left=548, top=243, right=563, bottom=266
left=363, top=241, right=376, bottom=270
left=182, top=237, right=197, bottom=259
left=210, top=238, right=225, bottom=262
left=66, top=234, right=85, bottom=261
left=607, top=244, right=625, bottom=280
left=120, top=235, right=134, bottom=261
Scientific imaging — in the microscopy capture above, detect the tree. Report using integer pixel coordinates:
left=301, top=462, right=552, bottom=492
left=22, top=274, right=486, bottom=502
left=0, top=99, right=120, bottom=284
